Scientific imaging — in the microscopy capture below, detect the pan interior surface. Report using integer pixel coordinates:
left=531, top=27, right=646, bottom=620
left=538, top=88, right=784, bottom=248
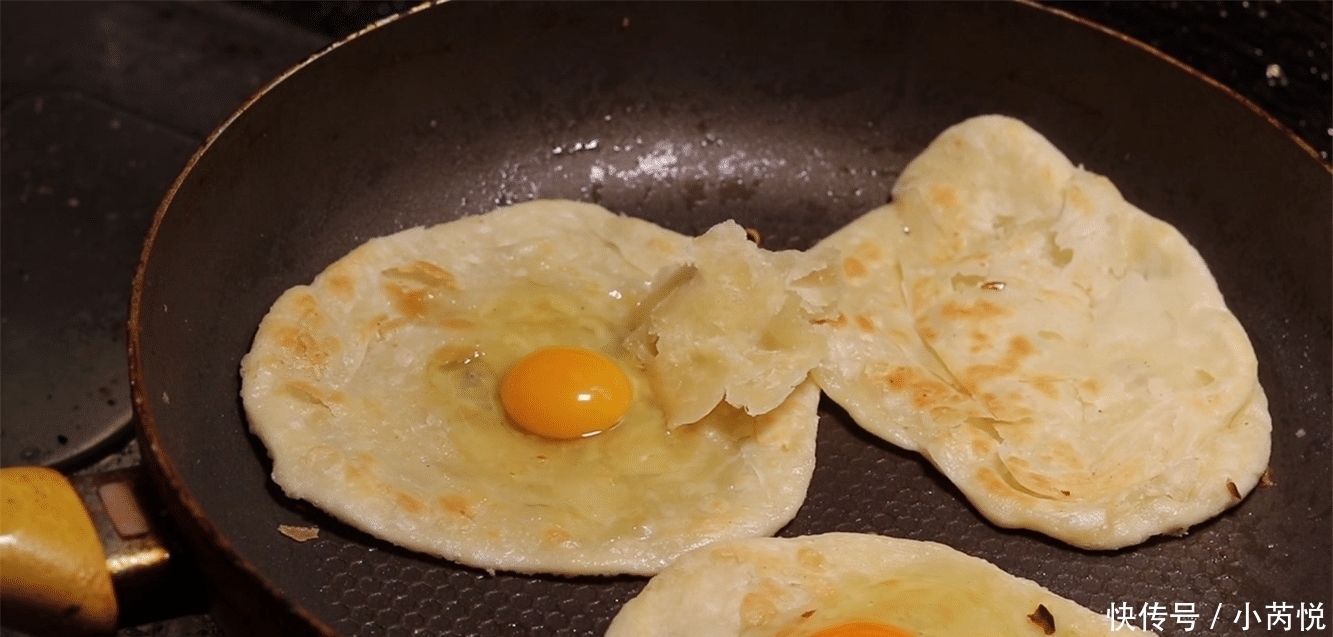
left=130, top=2, right=1331, bottom=635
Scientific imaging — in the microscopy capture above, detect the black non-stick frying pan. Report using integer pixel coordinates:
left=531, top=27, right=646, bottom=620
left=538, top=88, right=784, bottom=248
left=123, top=2, right=1330, bottom=636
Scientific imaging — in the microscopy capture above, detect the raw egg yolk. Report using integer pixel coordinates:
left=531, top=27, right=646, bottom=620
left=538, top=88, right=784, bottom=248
left=499, top=346, right=633, bottom=440
left=807, top=622, right=917, bottom=637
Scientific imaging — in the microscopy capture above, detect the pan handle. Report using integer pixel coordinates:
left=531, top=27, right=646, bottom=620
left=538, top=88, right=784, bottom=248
left=0, top=466, right=119, bottom=636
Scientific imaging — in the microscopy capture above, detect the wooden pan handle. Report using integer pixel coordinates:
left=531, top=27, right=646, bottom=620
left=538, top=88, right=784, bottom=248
left=0, top=466, right=118, bottom=636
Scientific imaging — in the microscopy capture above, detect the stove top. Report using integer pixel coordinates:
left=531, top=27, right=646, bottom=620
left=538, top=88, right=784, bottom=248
left=1, top=2, right=1328, bottom=636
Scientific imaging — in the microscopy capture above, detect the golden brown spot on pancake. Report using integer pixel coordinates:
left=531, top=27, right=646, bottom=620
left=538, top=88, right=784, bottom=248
left=969, top=329, right=993, bottom=353
left=909, top=277, right=934, bottom=309
left=384, top=260, right=459, bottom=290
left=327, top=273, right=356, bottom=301
left=976, top=467, right=1009, bottom=496
left=1031, top=375, right=1060, bottom=399
left=1010, top=335, right=1035, bottom=358
left=919, top=326, right=939, bottom=342
left=740, top=581, right=785, bottom=627
left=842, top=257, right=868, bottom=278
left=855, top=315, right=876, bottom=333
left=542, top=526, right=573, bottom=547
left=380, top=262, right=462, bottom=321
left=977, top=391, right=1033, bottom=421
left=856, top=241, right=885, bottom=261
left=438, top=495, right=475, bottom=520
left=929, top=184, right=961, bottom=210
left=1048, top=441, right=1084, bottom=472
left=940, top=298, right=1012, bottom=322
left=394, top=491, right=426, bottom=515
left=883, top=368, right=910, bottom=390
left=796, top=547, right=826, bottom=571
left=978, top=392, right=1005, bottom=414
left=970, top=432, right=994, bottom=456
left=344, top=453, right=376, bottom=484
left=291, top=292, right=323, bottom=324
left=1079, top=378, right=1103, bottom=397
left=882, top=366, right=957, bottom=411
left=962, top=336, right=1038, bottom=387
left=961, top=364, right=1006, bottom=387
left=275, top=326, right=337, bottom=371
left=384, top=282, right=430, bottom=319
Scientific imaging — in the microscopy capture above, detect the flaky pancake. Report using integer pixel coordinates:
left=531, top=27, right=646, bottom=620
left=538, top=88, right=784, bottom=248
left=241, top=200, right=830, bottom=575
left=812, top=116, right=1271, bottom=550
left=606, top=532, right=1143, bottom=637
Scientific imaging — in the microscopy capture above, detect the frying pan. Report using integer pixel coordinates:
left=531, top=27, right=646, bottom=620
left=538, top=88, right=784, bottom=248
left=107, top=1, right=1332, bottom=635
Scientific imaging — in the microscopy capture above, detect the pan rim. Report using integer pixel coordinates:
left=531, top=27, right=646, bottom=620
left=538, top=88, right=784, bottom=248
left=1029, top=0, right=1331, bottom=171
left=124, top=2, right=1330, bottom=635
left=126, top=3, right=441, bottom=635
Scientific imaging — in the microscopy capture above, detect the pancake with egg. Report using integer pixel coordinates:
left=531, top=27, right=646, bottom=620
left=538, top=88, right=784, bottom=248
left=812, top=115, right=1271, bottom=550
left=240, top=199, right=834, bottom=575
left=606, top=532, right=1143, bottom=637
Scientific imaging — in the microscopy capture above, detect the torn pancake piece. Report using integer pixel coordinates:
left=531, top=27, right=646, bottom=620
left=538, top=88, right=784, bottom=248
left=812, top=115, right=1272, bottom=550
left=626, top=220, right=842, bottom=427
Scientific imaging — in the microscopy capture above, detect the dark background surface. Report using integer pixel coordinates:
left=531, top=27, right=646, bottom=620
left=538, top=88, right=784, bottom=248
left=1, top=2, right=1329, bottom=636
